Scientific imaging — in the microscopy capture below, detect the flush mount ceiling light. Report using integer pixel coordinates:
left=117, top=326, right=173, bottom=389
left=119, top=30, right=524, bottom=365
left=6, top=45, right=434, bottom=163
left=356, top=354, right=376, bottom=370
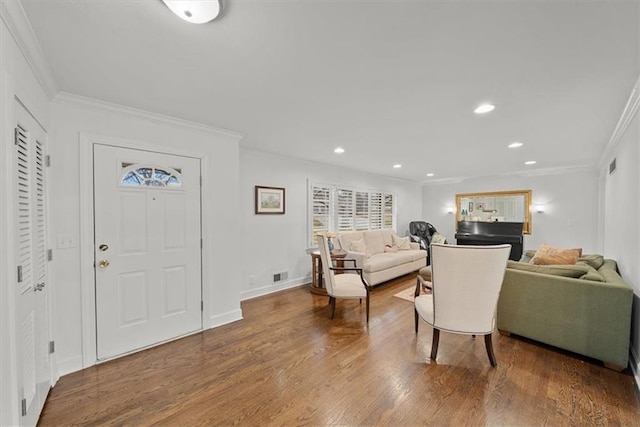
left=474, top=103, right=495, bottom=114
left=334, top=147, right=345, bottom=154
left=508, top=142, right=523, bottom=148
left=426, top=173, right=435, bottom=177
left=525, top=160, right=537, bottom=165
left=393, top=164, right=402, bottom=169
left=162, top=0, right=221, bottom=24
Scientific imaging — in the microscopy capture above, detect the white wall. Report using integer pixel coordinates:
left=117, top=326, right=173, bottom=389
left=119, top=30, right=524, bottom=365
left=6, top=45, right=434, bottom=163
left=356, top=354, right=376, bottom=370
left=49, top=95, right=243, bottom=375
left=421, top=169, right=600, bottom=254
left=602, top=112, right=640, bottom=379
left=239, top=148, right=423, bottom=300
left=1, top=8, right=52, bottom=426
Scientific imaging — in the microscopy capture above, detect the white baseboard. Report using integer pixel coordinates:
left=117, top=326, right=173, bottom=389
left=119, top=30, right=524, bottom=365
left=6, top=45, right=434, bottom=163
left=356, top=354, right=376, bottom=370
left=207, top=308, right=243, bottom=329
left=57, top=355, right=83, bottom=377
left=630, top=344, right=640, bottom=392
left=240, top=276, right=311, bottom=301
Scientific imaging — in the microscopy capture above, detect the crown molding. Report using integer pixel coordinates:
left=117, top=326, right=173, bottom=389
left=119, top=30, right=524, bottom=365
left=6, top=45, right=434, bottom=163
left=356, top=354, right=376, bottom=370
left=421, top=164, right=596, bottom=186
left=54, top=92, right=245, bottom=140
left=0, top=0, right=58, bottom=99
left=598, top=73, right=640, bottom=169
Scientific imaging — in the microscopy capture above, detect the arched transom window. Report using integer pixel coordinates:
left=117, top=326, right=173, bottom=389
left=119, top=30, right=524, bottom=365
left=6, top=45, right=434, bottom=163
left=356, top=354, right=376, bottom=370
left=120, top=163, right=182, bottom=188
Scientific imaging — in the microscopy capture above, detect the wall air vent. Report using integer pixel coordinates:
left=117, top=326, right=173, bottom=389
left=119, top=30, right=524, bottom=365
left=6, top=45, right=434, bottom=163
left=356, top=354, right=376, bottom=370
left=609, top=158, right=617, bottom=175
left=273, top=272, right=288, bottom=282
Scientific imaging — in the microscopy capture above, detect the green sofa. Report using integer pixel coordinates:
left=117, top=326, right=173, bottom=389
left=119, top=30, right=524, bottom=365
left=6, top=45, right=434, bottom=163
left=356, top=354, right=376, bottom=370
left=497, top=253, right=634, bottom=371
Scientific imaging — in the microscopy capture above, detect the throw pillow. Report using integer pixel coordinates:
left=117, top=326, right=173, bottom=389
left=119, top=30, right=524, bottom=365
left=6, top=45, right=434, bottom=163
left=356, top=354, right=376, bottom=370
left=577, top=263, right=605, bottom=282
left=384, top=244, right=398, bottom=253
left=430, top=232, right=447, bottom=245
left=578, top=254, right=605, bottom=270
left=507, top=260, right=589, bottom=278
left=349, top=239, right=370, bottom=257
left=393, top=235, right=411, bottom=250
left=530, top=244, right=582, bottom=265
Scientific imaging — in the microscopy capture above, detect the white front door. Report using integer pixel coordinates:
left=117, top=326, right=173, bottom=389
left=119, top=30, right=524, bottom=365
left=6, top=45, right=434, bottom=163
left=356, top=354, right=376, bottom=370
left=93, top=144, right=202, bottom=360
left=15, top=100, right=51, bottom=425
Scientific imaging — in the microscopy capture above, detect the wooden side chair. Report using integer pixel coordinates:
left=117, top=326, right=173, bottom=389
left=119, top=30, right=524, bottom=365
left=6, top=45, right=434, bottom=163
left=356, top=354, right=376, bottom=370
left=317, top=234, right=370, bottom=322
left=414, top=243, right=511, bottom=367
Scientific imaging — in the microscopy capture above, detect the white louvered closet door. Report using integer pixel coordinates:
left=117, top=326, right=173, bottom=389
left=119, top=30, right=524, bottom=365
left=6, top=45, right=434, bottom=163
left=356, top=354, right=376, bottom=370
left=15, top=101, right=51, bottom=426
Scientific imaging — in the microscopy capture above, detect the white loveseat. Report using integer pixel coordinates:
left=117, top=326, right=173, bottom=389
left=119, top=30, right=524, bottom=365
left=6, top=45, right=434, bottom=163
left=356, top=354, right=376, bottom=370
left=338, top=229, right=427, bottom=286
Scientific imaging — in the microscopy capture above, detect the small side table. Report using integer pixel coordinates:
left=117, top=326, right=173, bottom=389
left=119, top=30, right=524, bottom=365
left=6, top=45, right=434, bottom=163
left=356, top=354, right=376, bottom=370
left=310, top=250, right=347, bottom=295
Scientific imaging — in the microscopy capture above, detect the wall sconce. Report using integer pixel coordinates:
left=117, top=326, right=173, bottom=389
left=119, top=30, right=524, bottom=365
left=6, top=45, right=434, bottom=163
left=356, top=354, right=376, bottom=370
left=162, top=0, right=221, bottom=24
left=534, top=204, right=546, bottom=214
left=446, top=206, right=455, bottom=215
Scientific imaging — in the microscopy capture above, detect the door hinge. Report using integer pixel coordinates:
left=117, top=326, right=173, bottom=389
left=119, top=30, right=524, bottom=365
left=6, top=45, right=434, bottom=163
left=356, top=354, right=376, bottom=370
left=14, top=127, right=19, bottom=145
left=47, top=249, right=53, bottom=262
left=201, top=301, right=204, bottom=312
left=17, top=265, right=23, bottom=283
left=21, top=398, right=27, bottom=416
left=200, top=176, right=202, bottom=186
left=45, top=154, right=51, bottom=167
left=49, top=341, right=55, bottom=354
left=200, top=238, right=203, bottom=249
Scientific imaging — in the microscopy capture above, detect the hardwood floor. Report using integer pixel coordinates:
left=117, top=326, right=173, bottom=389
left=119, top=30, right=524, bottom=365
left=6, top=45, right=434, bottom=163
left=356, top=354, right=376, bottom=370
left=39, top=274, right=640, bottom=426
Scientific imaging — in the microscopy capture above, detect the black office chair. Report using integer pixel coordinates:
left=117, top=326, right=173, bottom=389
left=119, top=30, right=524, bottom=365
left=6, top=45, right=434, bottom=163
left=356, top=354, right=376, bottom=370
left=408, top=221, right=442, bottom=265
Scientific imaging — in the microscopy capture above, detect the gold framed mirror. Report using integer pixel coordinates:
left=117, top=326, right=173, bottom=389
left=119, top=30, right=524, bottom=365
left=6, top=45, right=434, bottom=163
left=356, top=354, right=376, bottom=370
left=455, top=189, right=532, bottom=234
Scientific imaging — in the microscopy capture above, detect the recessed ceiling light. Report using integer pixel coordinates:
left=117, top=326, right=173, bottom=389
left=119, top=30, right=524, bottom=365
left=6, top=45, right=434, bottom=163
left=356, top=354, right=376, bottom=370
left=426, top=173, right=435, bottom=177
left=508, top=142, right=523, bottom=148
left=162, top=0, right=221, bottom=24
left=525, top=160, right=536, bottom=165
left=393, top=164, right=402, bottom=169
left=334, top=147, right=345, bottom=154
left=474, top=103, right=495, bottom=114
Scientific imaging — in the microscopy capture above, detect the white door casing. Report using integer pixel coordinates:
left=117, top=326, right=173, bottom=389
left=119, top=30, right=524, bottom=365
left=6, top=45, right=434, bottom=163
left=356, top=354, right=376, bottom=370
left=93, top=144, right=202, bottom=360
left=14, top=100, right=51, bottom=425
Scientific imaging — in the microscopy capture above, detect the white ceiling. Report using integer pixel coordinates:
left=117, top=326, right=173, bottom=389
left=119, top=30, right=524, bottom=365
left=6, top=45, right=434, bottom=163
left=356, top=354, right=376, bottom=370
left=21, top=0, right=639, bottom=183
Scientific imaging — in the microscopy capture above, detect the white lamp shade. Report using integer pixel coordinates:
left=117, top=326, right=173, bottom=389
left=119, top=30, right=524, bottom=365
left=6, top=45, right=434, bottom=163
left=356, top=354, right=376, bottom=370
left=163, top=0, right=221, bottom=24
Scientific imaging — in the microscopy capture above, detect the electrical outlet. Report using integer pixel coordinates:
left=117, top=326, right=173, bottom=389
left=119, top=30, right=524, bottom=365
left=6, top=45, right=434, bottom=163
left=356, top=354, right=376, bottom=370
left=57, top=234, right=77, bottom=249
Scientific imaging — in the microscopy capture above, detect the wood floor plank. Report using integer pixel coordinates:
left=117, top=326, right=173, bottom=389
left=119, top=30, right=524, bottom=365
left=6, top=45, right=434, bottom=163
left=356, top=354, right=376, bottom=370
left=38, top=273, right=640, bottom=426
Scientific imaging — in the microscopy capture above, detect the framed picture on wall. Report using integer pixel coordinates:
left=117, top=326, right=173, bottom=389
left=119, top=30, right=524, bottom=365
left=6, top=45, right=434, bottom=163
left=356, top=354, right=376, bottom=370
left=255, top=186, right=285, bottom=214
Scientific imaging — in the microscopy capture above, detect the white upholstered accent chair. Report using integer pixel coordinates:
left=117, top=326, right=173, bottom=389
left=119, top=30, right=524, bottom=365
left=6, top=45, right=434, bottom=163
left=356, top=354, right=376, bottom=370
left=317, top=234, right=370, bottom=322
left=414, top=243, right=511, bottom=367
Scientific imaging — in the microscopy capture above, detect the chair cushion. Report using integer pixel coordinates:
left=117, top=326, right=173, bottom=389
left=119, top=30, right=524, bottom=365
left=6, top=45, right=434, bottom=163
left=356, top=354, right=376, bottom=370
left=332, top=274, right=368, bottom=298
left=414, top=294, right=434, bottom=325
left=418, top=265, right=432, bottom=281
left=430, top=232, right=447, bottom=245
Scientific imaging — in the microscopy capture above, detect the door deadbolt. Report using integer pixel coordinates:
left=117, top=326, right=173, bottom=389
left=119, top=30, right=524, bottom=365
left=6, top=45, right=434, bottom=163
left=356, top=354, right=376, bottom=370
left=99, top=244, right=109, bottom=252
left=99, top=259, right=110, bottom=268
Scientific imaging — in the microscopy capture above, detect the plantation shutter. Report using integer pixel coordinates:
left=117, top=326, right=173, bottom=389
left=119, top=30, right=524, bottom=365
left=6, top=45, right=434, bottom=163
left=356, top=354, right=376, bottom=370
left=383, top=193, right=394, bottom=229
left=16, top=124, right=33, bottom=296
left=370, top=192, right=383, bottom=230
left=34, top=140, right=46, bottom=286
left=355, top=191, right=369, bottom=230
left=336, top=189, right=354, bottom=231
left=311, top=184, right=332, bottom=244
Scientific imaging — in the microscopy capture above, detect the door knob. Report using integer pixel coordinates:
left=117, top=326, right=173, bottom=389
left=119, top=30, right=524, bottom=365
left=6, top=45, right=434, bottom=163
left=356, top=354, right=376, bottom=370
left=98, top=259, right=110, bottom=268
left=35, top=282, right=45, bottom=291
left=99, top=244, right=109, bottom=252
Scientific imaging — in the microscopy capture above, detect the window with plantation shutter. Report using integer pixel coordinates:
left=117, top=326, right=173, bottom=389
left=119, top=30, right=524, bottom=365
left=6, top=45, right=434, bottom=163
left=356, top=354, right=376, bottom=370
left=16, top=124, right=33, bottom=296
left=311, top=184, right=331, bottom=244
left=384, top=193, right=394, bottom=229
left=309, top=182, right=396, bottom=246
left=370, top=192, right=383, bottom=230
left=337, top=189, right=354, bottom=231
